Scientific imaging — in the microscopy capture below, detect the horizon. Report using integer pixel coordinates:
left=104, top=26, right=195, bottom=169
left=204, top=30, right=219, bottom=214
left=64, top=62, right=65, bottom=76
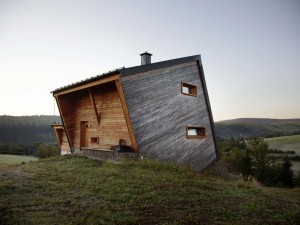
left=0, top=0, right=299, bottom=121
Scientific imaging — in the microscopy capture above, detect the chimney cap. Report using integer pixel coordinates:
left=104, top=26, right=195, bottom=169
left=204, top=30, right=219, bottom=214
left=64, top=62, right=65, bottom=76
left=140, top=51, right=152, bottom=56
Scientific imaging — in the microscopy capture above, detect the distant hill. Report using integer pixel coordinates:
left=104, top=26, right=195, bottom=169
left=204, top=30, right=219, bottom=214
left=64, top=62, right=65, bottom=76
left=1, top=115, right=300, bottom=144
left=0, top=115, right=61, bottom=145
left=215, top=118, right=300, bottom=138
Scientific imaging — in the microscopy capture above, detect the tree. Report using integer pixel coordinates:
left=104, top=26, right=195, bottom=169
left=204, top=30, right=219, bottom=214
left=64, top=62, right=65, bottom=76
left=295, top=172, right=300, bottom=187
left=226, top=147, right=245, bottom=173
left=240, top=150, right=253, bottom=181
left=279, top=159, right=294, bottom=188
left=246, top=138, right=270, bottom=183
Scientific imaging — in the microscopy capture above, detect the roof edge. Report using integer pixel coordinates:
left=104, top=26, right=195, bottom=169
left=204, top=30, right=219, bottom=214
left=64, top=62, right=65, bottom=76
left=51, top=68, right=122, bottom=94
left=120, top=55, right=200, bottom=76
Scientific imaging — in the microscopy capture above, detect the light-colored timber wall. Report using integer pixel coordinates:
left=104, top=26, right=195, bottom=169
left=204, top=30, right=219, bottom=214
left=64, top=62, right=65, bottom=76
left=56, top=128, right=70, bottom=150
left=69, top=82, right=131, bottom=150
left=52, top=126, right=71, bottom=154
left=121, top=61, right=217, bottom=171
left=60, top=129, right=70, bottom=151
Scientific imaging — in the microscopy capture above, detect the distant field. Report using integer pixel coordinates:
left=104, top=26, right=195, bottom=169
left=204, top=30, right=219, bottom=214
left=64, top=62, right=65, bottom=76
left=265, top=135, right=300, bottom=154
left=0, top=154, right=38, bottom=165
left=292, top=161, right=300, bottom=175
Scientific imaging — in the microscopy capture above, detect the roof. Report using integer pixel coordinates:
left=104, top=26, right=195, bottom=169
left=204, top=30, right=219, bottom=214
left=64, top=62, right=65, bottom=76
left=51, top=55, right=201, bottom=94
left=51, top=121, right=63, bottom=127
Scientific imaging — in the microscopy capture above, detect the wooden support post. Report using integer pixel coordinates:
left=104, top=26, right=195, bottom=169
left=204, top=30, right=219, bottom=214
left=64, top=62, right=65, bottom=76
left=115, top=78, right=139, bottom=152
left=88, top=88, right=100, bottom=125
left=55, top=96, right=73, bottom=151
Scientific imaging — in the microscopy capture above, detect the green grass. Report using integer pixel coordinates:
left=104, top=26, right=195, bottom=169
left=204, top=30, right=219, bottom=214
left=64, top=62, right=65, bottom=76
left=0, top=154, right=38, bottom=165
left=292, top=161, right=300, bottom=175
left=265, top=135, right=300, bottom=154
left=0, top=155, right=299, bottom=225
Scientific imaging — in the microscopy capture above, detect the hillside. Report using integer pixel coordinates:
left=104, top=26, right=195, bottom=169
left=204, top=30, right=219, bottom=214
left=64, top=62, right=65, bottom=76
left=0, top=155, right=299, bottom=225
left=215, top=118, right=300, bottom=138
left=0, top=115, right=61, bottom=145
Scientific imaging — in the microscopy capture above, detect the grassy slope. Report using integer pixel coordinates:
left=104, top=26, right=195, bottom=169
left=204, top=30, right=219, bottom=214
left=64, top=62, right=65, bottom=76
left=0, top=154, right=38, bottom=165
left=0, top=155, right=299, bottom=225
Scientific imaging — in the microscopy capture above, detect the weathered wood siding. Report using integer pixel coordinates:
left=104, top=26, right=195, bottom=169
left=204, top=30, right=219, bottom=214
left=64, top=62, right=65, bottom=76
left=61, top=82, right=131, bottom=150
left=121, top=61, right=217, bottom=171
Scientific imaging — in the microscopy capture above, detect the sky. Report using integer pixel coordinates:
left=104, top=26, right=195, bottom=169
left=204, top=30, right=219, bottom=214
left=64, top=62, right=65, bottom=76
left=0, top=0, right=299, bottom=122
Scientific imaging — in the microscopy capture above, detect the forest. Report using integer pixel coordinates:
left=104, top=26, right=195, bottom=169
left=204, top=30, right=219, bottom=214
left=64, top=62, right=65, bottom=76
left=0, top=115, right=60, bottom=155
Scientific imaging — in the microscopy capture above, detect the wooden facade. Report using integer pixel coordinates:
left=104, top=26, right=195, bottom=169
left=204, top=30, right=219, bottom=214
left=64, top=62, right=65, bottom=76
left=54, top=80, right=134, bottom=153
left=52, top=54, right=219, bottom=171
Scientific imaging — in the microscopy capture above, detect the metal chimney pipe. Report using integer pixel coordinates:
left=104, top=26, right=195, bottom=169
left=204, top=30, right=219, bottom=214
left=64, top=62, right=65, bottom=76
left=140, top=52, right=152, bottom=65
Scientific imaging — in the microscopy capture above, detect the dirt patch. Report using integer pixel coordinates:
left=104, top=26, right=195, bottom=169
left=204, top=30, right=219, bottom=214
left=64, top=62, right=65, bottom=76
left=0, top=165, right=35, bottom=182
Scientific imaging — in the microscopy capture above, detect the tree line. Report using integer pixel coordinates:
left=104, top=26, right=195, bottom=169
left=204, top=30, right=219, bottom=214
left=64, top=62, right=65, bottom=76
left=0, top=115, right=61, bottom=158
left=0, top=142, right=60, bottom=158
left=0, top=115, right=60, bottom=145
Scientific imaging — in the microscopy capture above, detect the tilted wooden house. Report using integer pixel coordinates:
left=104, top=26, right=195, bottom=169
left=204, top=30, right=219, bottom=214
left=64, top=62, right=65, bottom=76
left=51, top=53, right=219, bottom=171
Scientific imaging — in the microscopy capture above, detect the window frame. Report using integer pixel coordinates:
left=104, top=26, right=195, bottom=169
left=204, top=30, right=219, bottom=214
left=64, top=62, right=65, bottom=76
left=181, top=82, right=197, bottom=97
left=186, top=126, right=205, bottom=139
left=91, top=137, right=99, bottom=144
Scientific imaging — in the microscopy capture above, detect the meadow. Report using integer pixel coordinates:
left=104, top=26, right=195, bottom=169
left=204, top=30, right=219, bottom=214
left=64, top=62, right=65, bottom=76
left=265, top=135, right=300, bottom=154
left=265, top=135, right=300, bottom=174
left=0, top=154, right=38, bottom=165
left=0, top=155, right=299, bottom=225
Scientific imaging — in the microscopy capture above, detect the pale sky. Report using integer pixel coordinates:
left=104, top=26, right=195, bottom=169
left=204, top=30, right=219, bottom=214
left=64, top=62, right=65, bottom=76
left=0, top=0, right=299, bottom=121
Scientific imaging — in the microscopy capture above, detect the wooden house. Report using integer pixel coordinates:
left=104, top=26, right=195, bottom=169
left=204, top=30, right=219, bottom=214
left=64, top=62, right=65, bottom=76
left=51, top=53, right=219, bottom=171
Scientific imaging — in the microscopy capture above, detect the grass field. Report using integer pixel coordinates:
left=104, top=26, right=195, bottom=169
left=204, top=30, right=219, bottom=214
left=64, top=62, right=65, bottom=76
left=265, top=135, right=300, bottom=154
left=0, top=154, right=38, bottom=165
left=265, top=135, right=300, bottom=174
left=0, top=155, right=299, bottom=225
left=292, top=161, right=300, bottom=175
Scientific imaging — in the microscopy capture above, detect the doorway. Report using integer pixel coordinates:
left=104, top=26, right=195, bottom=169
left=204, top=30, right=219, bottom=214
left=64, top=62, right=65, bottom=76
left=80, top=121, right=89, bottom=148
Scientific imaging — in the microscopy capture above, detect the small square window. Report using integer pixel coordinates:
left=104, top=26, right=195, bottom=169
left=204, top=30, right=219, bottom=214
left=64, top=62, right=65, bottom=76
left=181, top=82, right=197, bottom=96
left=186, top=126, right=205, bottom=139
left=91, top=137, right=98, bottom=144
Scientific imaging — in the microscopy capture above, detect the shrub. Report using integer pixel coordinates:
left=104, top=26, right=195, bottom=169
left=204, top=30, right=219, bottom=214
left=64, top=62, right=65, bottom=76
left=35, top=143, right=60, bottom=158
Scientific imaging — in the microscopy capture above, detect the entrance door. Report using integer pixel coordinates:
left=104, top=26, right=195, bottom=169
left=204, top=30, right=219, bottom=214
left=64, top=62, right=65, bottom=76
left=80, top=121, right=88, bottom=148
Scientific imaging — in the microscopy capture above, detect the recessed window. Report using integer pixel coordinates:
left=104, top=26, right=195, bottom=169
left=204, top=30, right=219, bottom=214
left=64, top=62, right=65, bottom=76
left=186, top=126, right=205, bottom=138
left=181, top=82, right=197, bottom=96
left=91, top=137, right=98, bottom=144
